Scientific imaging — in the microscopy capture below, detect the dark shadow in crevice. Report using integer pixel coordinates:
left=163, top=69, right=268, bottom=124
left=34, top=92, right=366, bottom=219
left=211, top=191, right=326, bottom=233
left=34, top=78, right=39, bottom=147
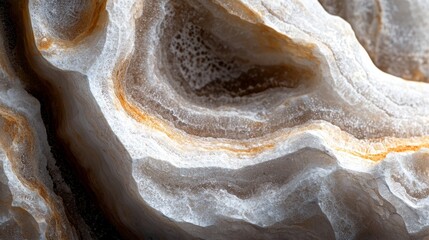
left=1, top=1, right=123, bottom=239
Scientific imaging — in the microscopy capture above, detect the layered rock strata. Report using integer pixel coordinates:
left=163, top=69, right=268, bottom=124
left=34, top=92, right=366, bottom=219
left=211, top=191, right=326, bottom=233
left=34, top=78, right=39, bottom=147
left=0, top=16, right=76, bottom=239
left=319, top=0, right=429, bottom=82
left=2, top=0, right=429, bottom=239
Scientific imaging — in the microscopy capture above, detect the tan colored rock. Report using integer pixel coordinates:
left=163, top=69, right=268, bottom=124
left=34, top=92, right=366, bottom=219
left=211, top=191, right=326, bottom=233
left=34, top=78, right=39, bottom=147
left=319, top=0, right=429, bottom=82
left=0, top=18, right=76, bottom=239
left=5, top=0, right=429, bottom=239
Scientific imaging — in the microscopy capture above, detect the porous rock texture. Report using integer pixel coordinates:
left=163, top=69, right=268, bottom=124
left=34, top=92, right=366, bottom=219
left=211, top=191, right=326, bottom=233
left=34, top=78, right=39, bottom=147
left=2, top=0, right=429, bottom=239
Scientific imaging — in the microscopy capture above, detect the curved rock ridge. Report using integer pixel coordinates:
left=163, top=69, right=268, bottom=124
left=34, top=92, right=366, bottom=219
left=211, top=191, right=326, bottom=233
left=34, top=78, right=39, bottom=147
left=5, top=0, right=429, bottom=239
left=0, top=21, right=77, bottom=239
left=319, top=0, right=429, bottom=82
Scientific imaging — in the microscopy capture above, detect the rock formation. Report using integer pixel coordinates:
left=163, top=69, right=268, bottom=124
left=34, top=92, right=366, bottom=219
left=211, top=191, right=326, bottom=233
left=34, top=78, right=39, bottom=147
left=1, top=0, right=429, bottom=239
left=0, top=16, right=76, bottom=239
left=319, top=0, right=429, bottom=82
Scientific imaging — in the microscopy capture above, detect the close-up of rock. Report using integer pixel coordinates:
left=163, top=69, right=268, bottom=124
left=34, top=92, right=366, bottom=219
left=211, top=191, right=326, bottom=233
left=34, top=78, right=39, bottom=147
left=1, top=0, right=429, bottom=239
left=0, top=13, right=76, bottom=239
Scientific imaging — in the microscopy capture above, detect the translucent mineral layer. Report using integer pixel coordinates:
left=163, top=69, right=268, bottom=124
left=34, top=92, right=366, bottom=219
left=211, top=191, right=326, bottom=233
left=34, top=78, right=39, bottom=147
left=319, top=0, right=429, bottom=82
left=2, top=0, right=429, bottom=239
left=0, top=15, right=76, bottom=239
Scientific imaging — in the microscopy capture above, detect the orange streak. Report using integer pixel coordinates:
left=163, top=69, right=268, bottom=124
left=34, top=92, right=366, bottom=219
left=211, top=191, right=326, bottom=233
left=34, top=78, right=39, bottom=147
left=36, top=0, right=107, bottom=51
left=110, top=1, right=428, bottom=161
left=0, top=105, right=72, bottom=239
left=113, top=60, right=275, bottom=156
left=114, top=69, right=429, bottom=161
left=337, top=142, right=429, bottom=161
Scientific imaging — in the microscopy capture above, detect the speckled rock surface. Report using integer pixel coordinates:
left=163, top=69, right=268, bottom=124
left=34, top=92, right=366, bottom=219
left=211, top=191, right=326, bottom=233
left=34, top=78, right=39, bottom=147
left=2, top=0, right=429, bottom=239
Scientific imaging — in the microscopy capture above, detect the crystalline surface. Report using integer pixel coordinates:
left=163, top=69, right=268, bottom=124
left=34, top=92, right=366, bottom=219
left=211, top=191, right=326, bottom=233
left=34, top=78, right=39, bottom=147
left=1, top=0, right=429, bottom=239
left=0, top=14, right=76, bottom=239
